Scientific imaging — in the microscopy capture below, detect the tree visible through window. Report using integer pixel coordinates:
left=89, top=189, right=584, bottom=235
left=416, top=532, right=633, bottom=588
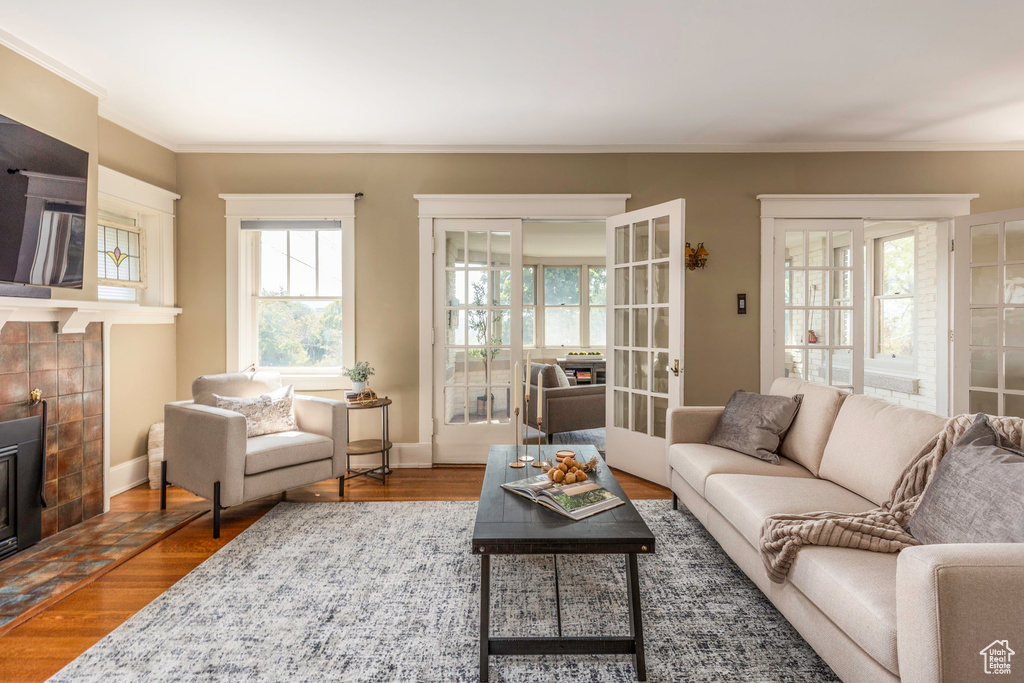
left=256, top=230, right=345, bottom=368
left=875, top=233, right=914, bottom=358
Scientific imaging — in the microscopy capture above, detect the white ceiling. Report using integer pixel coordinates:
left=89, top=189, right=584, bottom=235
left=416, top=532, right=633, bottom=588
left=4, top=0, right=1024, bottom=150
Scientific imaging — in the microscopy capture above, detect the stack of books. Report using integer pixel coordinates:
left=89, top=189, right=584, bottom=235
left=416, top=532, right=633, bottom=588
left=502, top=473, right=623, bottom=520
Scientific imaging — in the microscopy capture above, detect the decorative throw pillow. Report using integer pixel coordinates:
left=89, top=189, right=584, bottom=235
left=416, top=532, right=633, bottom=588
left=214, top=384, right=298, bottom=438
left=707, top=390, right=803, bottom=464
left=908, top=414, right=1024, bottom=544
left=553, top=364, right=571, bottom=388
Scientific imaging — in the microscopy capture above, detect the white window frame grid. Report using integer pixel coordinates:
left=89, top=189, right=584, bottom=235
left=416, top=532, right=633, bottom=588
left=865, top=229, right=917, bottom=374
left=223, top=194, right=356, bottom=391
left=250, top=228, right=346, bottom=376
left=532, top=261, right=607, bottom=351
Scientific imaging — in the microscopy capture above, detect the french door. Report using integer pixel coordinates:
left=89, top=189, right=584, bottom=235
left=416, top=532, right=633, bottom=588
left=605, top=199, right=684, bottom=485
left=953, top=207, right=1024, bottom=416
left=433, top=219, right=523, bottom=462
left=773, top=219, right=865, bottom=392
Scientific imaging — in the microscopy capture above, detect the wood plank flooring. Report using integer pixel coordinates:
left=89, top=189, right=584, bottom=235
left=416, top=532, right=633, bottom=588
left=0, top=466, right=669, bottom=682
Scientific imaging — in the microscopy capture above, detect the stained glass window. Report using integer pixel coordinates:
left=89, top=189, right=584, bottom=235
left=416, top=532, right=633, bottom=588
left=97, top=215, right=145, bottom=288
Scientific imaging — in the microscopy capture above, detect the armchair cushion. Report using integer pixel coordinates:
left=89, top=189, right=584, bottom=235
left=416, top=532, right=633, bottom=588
left=245, top=431, right=334, bottom=475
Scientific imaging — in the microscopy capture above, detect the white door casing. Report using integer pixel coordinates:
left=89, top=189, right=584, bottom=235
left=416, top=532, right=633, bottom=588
left=605, top=199, right=684, bottom=486
left=433, top=219, right=523, bottom=462
left=952, top=206, right=1024, bottom=417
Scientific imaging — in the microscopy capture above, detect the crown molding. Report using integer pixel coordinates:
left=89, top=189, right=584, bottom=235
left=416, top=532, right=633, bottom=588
left=173, top=140, right=1024, bottom=154
left=0, top=28, right=106, bottom=99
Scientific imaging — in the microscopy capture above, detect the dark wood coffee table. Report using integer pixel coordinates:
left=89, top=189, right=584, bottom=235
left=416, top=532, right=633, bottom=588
left=472, top=444, right=655, bottom=681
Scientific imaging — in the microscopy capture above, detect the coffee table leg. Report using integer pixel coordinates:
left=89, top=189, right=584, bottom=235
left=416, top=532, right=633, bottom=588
left=626, top=552, right=647, bottom=681
left=480, top=554, right=490, bottom=682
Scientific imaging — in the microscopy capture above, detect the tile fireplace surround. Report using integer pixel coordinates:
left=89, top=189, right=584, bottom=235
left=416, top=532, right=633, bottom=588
left=0, top=321, right=103, bottom=537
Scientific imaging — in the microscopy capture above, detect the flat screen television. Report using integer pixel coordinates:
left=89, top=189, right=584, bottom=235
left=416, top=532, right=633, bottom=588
left=0, top=114, right=88, bottom=290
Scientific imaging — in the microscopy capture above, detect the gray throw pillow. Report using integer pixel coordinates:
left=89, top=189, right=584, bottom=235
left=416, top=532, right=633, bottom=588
left=908, top=414, right=1024, bottom=544
left=707, top=390, right=803, bottom=464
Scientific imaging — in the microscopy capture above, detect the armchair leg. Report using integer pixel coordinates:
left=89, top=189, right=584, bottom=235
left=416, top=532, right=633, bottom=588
left=672, top=493, right=678, bottom=510
left=339, top=476, right=344, bottom=497
left=213, top=481, right=221, bottom=539
left=545, top=433, right=553, bottom=445
left=160, top=460, right=168, bottom=511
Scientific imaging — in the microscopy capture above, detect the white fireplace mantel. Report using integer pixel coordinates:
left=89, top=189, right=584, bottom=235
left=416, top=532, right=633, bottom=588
left=0, top=296, right=180, bottom=332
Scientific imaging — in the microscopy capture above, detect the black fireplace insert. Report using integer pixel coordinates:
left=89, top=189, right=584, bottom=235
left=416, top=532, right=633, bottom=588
left=0, top=416, right=44, bottom=560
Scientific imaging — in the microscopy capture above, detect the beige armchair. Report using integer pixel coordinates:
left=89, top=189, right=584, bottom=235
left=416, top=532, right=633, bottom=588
left=526, top=363, right=605, bottom=442
left=160, top=372, right=347, bottom=537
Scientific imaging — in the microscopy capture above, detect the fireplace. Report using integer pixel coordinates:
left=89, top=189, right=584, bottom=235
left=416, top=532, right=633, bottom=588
left=0, top=416, right=44, bottom=560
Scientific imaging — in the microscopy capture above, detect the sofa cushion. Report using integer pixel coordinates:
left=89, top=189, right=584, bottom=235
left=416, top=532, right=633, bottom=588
left=769, top=377, right=847, bottom=476
left=707, top=390, right=803, bottom=464
left=668, top=443, right=815, bottom=498
left=789, top=547, right=899, bottom=675
left=215, top=385, right=298, bottom=438
left=245, top=430, right=334, bottom=475
left=909, top=414, right=1024, bottom=544
left=705, top=474, right=876, bottom=547
left=818, top=394, right=946, bottom=506
left=193, top=371, right=283, bottom=407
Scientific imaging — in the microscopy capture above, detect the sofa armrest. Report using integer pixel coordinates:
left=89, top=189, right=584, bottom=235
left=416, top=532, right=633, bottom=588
left=293, top=395, right=348, bottom=478
left=164, top=400, right=248, bottom=507
left=897, top=543, right=1024, bottom=683
left=666, top=406, right=723, bottom=446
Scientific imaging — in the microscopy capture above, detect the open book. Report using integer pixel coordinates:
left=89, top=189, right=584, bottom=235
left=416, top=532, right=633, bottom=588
left=502, top=473, right=624, bottom=521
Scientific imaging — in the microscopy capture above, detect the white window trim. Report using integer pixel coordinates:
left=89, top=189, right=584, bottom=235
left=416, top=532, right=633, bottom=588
left=759, top=194, right=977, bottom=416
left=866, top=229, right=917, bottom=374
left=97, top=166, right=178, bottom=307
left=222, top=194, right=356, bottom=390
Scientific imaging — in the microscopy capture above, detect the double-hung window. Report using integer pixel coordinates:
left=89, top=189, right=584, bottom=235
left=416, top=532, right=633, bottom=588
left=535, top=265, right=607, bottom=349
left=224, top=193, right=357, bottom=390
left=869, top=232, right=915, bottom=369
left=251, top=224, right=344, bottom=369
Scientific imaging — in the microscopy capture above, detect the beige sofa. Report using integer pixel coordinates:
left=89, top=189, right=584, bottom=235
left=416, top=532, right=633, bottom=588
left=162, top=372, right=347, bottom=537
left=667, top=377, right=1024, bottom=683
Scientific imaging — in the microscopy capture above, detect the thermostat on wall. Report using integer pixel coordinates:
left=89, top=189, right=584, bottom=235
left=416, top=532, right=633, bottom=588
left=738, top=293, right=747, bottom=314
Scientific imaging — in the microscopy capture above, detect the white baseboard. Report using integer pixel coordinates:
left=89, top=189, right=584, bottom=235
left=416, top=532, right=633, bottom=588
left=346, top=442, right=432, bottom=469
left=109, top=455, right=149, bottom=495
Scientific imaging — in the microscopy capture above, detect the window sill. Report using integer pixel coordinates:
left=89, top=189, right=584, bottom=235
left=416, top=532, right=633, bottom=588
left=864, top=370, right=920, bottom=395
left=277, top=373, right=347, bottom=391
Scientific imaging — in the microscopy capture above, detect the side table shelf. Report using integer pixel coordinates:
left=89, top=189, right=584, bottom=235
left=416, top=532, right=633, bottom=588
left=342, top=397, right=392, bottom=493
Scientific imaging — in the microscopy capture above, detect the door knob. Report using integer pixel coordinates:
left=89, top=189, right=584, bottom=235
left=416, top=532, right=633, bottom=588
left=671, top=359, right=680, bottom=376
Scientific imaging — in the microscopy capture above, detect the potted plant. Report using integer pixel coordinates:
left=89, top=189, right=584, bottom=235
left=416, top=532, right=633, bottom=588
left=343, top=361, right=375, bottom=392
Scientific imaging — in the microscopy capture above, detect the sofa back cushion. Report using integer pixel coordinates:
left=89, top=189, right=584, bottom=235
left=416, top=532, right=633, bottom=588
left=769, top=377, right=847, bottom=476
left=818, top=394, right=946, bottom=505
left=530, top=363, right=560, bottom=389
left=192, top=371, right=283, bottom=407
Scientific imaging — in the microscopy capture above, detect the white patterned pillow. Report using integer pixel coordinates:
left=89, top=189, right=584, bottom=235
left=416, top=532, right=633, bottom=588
left=214, top=385, right=298, bottom=437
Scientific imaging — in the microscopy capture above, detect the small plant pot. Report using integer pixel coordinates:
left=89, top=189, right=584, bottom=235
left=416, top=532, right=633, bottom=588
left=351, top=381, right=366, bottom=393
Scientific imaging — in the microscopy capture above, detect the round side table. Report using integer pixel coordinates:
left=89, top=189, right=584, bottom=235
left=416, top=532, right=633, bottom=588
left=343, top=397, right=392, bottom=492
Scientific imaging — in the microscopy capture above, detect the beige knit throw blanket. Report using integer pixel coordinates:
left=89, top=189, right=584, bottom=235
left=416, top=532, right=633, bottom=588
left=758, top=413, right=1024, bottom=583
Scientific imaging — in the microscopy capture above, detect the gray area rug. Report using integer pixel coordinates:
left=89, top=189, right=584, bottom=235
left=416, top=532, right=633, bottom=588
left=50, top=501, right=838, bottom=682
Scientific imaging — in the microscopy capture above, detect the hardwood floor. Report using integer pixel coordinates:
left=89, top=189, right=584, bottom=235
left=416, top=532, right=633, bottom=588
left=0, top=466, right=669, bottom=682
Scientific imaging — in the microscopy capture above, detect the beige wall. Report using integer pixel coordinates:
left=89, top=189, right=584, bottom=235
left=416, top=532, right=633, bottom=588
left=1, top=44, right=180, bottom=471
left=98, top=117, right=177, bottom=192
left=107, top=325, right=177, bottom=467
left=175, top=150, right=1024, bottom=445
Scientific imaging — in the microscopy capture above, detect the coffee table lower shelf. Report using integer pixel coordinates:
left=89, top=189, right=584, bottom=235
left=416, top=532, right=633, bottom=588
left=478, top=551, right=646, bottom=682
